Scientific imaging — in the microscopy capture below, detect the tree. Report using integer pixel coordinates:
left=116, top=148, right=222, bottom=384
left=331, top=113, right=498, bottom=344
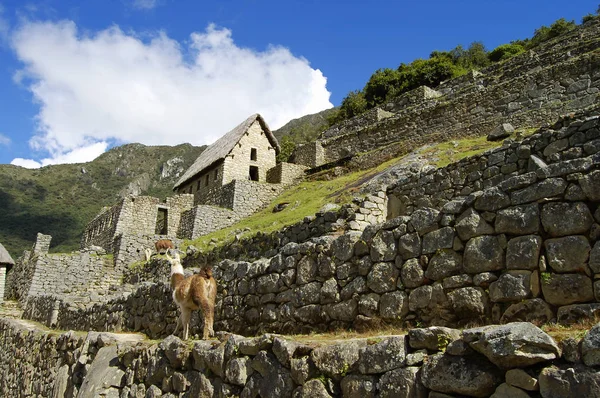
left=276, top=135, right=296, bottom=163
left=489, top=43, right=525, bottom=62
left=364, top=68, right=402, bottom=107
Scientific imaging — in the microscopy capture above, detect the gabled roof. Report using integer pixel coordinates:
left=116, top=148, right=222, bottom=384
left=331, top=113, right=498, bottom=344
left=0, top=243, right=15, bottom=266
left=174, top=114, right=280, bottom=190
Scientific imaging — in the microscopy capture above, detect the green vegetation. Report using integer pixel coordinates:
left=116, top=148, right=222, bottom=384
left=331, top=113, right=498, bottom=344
left=0, top=143, right=204, bottom=258
left=325, top=10, right=594, bottom=127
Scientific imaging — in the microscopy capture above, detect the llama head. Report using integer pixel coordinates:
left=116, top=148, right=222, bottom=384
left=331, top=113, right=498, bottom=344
left=165, top=250, right=184, bottom=276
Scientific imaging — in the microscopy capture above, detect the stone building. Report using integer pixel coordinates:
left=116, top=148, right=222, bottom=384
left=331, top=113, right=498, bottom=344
left=0, top=243, right=15, bottom=304
left=173, top=113, right=280, bottom=201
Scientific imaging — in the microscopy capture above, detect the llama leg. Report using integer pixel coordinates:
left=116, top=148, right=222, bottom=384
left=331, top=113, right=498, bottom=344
left=181, top=307, right=192, bottom=340
left=173, top=314, right=182, bottom=336
left=200, top=299, right=215, bottom=339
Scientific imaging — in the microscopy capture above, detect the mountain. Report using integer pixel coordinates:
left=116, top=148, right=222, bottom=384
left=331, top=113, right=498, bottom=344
left=273, top=107, right=338, bottom=143
left=0, top=143, right=205, bottom=258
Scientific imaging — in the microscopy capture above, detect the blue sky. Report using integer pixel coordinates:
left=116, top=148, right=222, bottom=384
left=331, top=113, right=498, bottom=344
left=0, top=0, right=597, bottom=167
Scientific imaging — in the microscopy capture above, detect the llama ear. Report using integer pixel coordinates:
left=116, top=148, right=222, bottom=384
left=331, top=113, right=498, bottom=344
left=165, top=250, right=172, bottom=261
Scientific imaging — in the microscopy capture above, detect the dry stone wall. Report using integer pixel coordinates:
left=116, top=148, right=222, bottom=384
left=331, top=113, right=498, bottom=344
left=2, top=316, right=600, bottom=398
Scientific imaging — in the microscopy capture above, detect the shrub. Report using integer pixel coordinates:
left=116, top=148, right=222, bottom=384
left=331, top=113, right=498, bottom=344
left=489, top=43, right=525, bottom=62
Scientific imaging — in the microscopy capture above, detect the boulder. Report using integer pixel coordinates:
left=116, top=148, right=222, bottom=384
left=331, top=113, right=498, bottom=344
left=378, top=367, right=427, bottom=398
left=370, top=230, right=397, bottom=262
left=422, top=227, right=454, bottom=254
left=539, top=365, right=600, bottom=398
left=495, top=204, right=540, bottom=234
left=541, top=273, right=594, bottom=306
left=557, top=303, right=600, bottom=325
left=541, top=202, right=593, bottom=237
left=408, top=327, right=460, bottom=351
left=464, top=322, right=560, bottom=368
left=474, top=187, right=511, bottom=212
left=294, top=379, right=332, bottom=398
left=366, top=262, right=399, bottom=293
left=487, top=123, right=514, bottom=141
left=579, top=169, right=600, bottom=201
left=464, top=236, right=505, bottom=273
left=421, top=353, right=502, bottom=397
left=357, top=336, right=406, bottom=374
left=505, top=368, right=539, bottom=391
left=448, top=287, right=490, bottom=320
left=489, top=271, right=531, bottom=303
left=501, top=299, right=555, bottom=324
left=398, top=232, right=422, bottom=260
left=506, top=235, right=542, bottom=270
left=544, top=236, right=591, bottom=273
left=400, top=258, right=425, bottom=288
left=340, top=375, right=377, bottom=398
left=425, top=249, right=462, bottom=281
left=511, top=178, right=567, bottom=205
left=410, top=208, right=441, bottom=235
left=455, top=208, right=494, bottom=241
left=490, top=383, right=530, bottom=398
left=310, top=340, right=366, bottom=378
left=225, top=357, right=253, bottom=386
left=582, top=322, right=600, bottom=367
left=379, top=291, right=409, bottom=320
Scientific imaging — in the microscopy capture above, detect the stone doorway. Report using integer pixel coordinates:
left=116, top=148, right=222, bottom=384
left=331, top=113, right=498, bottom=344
left=155, top=207, right=168, bottom=235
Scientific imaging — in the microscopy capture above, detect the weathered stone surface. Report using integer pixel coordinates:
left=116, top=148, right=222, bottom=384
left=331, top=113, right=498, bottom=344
left=579, top=169, right=600, bottom=200
left=561, top=337, right=582, bottom=364
left=488, top=123, right=514, bottom=141
left=425, top=249, right=462, bottom=281
left=331, top=233, right=361, bottom=264
left=77, top=346, right=126, bottom=396
left=541, top=202, right=593, bottom=237
left=421, top=353, right=502, bottom=397
left=326, top=299, right=358, bottom=322
left=490, top=383, right=530, bottom=398
left=225, top=356, right=253, bottom=386
left=475, top=187, right=511, bottom=212
left=408, top=327, right=460, bottom=351
left=465, top=322, right=560, bottom=368
left=442, top=274, right=472, bottom=289
left=489, top=271, right=531, bottom=303
left=290, top=356, right=318, bottom=385
left=455, top=208, right=495, bottom=241
left=495, top=204, right=540, bottom=234
left=557, top=303, right=600, bottom=325
left=251, top=351, right=295, bottom=397
left=295, top=379, right=332, bottom=398
left=511, top=178, right=567, bottom=205
left=379, top=291, right=409, bottom=320
left=297, top=255, right=318, bottom=285
left=473, top=272, right=498, bottom=287
left=398, top=232, right=421, bottom=260
left=310, top=340, right=366, bottom=378
left=582, top=322, right=600, bottom=367
left=422, top=227, right=454, bottom=254
left=505, top=368, right=539, bottom=391
left=501, top=298, right=555, bottom=324
left=544, top=236, right=591, bottom=273
left=541, top=273, right=594, bottom=306
left=378, top=367, right=426, bottom=398
left=357, top=336, right=406, bottom=374
left=464, top=235, right=505, bottom=273
left=506, top=235, right=542, bottom=270
left=340, top=375, right=377, bottom=398
left=400, top=258, right=425, bottom=288
left=366, top=262, right=399, bottom=293
left=410, top=208, right=441, bottom=235
left=448, top=287, right=490, bottom=320
left=408, top=285, right=432, bottom=312
left=320, top=278, right=339, bottom=304
left=539, top=365, right=600, bottom=398
left=590, top=241, right=600, bottom=273
left=160, top=335, right=190, bottom=369
left=370, top=230, right=397, bottom=262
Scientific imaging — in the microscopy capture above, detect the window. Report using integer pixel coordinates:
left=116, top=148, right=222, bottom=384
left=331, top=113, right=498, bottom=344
left=155, top=208, right=168, bottom=235
left=250, top=148, right=257, bottom=161
left=249, top=166, right=259, bottom=181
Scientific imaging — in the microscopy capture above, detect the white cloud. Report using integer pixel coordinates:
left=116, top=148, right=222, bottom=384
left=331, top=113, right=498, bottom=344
left=11, top=141, right=108, bottom=168
left=10, top=21, right=332, bottom=166
left=0, top=133, right=10, bottom=146
left=132, top=0, right=159, bottom=10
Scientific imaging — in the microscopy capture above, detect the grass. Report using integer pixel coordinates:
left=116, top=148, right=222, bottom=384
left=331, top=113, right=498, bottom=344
left=542, top=319, right=597, bottom=343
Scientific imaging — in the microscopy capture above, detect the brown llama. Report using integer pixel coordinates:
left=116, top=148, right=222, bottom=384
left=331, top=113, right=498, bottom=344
left=155, top=239, right=174, bottom=254
left=165, top=251, right=217, bottom=340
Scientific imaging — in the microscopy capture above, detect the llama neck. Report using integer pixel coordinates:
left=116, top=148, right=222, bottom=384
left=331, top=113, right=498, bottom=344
left=170, top=262, right=184, bottom=277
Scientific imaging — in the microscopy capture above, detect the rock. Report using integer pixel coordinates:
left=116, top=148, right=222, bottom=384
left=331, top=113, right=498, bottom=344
left=400, top=258, right=425, bottom=288
left=320, top=278, right=340, bottom=304
left=561, top=337, right=582, bottom=364
left=505, top=368, right=539, bottom=391
left=225, top=356, right=253, bottom=386
left=579, top=169, right=600, bottom=201
left=297, top=255, right=318, bottom=284
left=422, top=227, right=454, bottom=254
left=331, top=234, right=361, bottom=264
left=379, top=291, right=409, bottom=320
left=290, top=356, right=318, bottom=385
left=501, top=298, right=555, bottom=324
left=489, top=271, right=531, bottom=303
left=511, top=178, right=567, bottom=205
left=448, top=287, right=490, bottom=320
left=475, top=187, right=511, bottom=212
left=340, top=375, right=377, bottom=398
left=408, top=327, right=460, bottom=351
left=488, top=123, right=515, bottom=141
left=490, top=383, right=530, bottom=398
left=495, top=204, right=540, bottom=234
left=77, top=346, right=126, bottom=396
left=541, top=273, right=594, bottom=306
left=442, top=274, right=472, bottom=289
left=366, top=262, right=399, bottom=293
left=410, top=208, right=441, bottom=235
left=582, top=322, right=600, bottom=366
left=408, top=285, right=432, bottom=312
left=251, top=351, right=295, bottom=397
left=455, top=208, right=495, bottom=241
left=544, top=236, right=591, bottom=273
left=473, top=272, right=499, bottom=287
left=541, top=202, right=594, bottom=237
left=425, top=249, right=462, bottom=281
left=539, top=365, right=600, bottom=398
left=590, top=241, right=600, bottom=273
left=357, top=336, right=406, bottom=374
left=421, top=353, right=502, bottom=397
left=506, top=235, right=542, bottom=270
left=370, top=230, right=397, bottom=262
left=378, top=367, right=426, bottom=398
left=310, top=340, right=366, bottom=378
left=557, top=303, right=600, bottom=325
left=295, top=379, right=332, bottom=398
left=464, top=322, right=560, bottom=368
left=464, top=235, right=505, bottom=273
left=159, top=335, right=190, bottom=369
left=398, top=232, right=422, bottom=259
left=326, top=299, right=358, bottom=322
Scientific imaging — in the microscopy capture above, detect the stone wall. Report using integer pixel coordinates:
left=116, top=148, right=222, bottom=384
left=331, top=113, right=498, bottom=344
left=266, top=161, right=308, bottom=185
left=80, top=202, right=123, bottom=251
left=291, top=141, right=325, bottom=168
left=1, top=316, right=600, bottom=398
left=315, top=20, right=600, bottom=167
left=179, top=205, right=239, bottom=240
left=165, top=194, right=195, bottom=236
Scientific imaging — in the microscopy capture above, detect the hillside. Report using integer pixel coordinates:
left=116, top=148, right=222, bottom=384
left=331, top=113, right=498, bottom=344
left=273, top=107, right=338, bottom=143
left=0, top=143, right=204, bottom=257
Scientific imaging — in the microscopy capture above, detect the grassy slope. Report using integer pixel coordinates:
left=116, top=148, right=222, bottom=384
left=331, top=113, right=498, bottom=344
left=0, top=143, right=204, bottom=258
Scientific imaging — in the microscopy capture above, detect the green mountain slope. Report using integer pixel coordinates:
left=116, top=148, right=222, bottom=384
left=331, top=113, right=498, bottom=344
left=273, top=107, right=337, bottom=143
left=0, top=143, right=204, bottom=258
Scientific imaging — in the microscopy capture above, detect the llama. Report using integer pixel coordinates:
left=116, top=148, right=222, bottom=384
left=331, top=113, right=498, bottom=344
left=155, top=239, right=174, bottom=254
left=165, top=251, right=217, bottom=340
